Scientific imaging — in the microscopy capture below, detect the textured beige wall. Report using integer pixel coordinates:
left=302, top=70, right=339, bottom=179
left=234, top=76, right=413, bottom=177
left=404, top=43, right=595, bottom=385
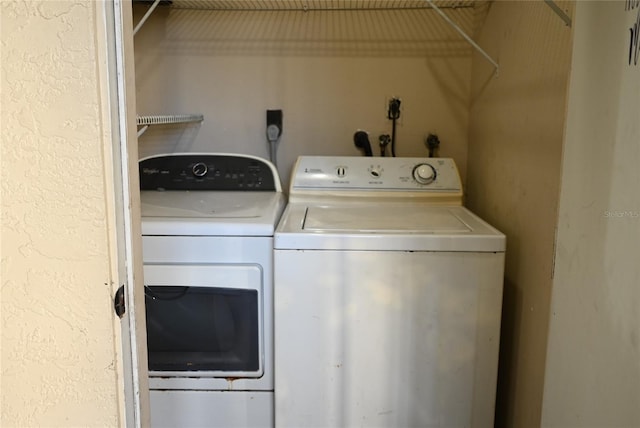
left=1, top=1, right=122, bottom=426
left=132, top=5, right=475, bottom=187
left=542, top=1, right=640, bottom=426
left=465, top=1, right=574, bottom=426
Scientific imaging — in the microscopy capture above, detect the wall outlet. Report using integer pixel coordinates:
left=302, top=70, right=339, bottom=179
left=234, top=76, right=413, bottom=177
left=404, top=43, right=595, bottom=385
left=266, top=109, right=283, bottom=138
left=387, top=97, right=401, bottom=120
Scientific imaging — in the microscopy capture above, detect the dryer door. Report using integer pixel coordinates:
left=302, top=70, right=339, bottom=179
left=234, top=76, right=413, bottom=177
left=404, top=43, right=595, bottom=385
left=143, top=264, right=263, bottom=378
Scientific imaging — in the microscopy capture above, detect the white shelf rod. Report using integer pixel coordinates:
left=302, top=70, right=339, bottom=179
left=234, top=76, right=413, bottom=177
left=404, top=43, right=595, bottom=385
left=136, top=114, right=204, bottom=137
left=133, top=0, right=161, bottom=36
left=137, top=125, right=149, bottom=138
left=424, top=0, right=499, bottom=74
left=543, top=0, right=572, bottom=27
left=172, top=1, right=476, bottom=12
left=137, top=114, right=204, bottom=125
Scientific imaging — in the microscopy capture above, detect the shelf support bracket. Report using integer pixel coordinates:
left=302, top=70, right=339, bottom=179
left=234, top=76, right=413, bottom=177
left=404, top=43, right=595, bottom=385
left=425, top=0, right=499, bottom=75
left=133, top=0, right=161, bottom=36
left=137, top=125, right=149, bottom=138
left=543, top=0, right=572, bottom=27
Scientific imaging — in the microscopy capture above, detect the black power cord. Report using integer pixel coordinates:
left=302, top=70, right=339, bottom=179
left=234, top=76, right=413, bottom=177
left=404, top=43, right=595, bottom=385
left=426, top=133, right=440, bottom=157
left=387, top=98, right=401, bottom=157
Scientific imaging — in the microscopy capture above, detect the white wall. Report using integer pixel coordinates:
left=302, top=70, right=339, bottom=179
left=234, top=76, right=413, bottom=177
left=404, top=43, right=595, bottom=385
left=542, top=1, right=640, bottom=426
left=1, top=1, right=123, bottom=426
left=132, top=4, right=475, bottom=187
left=465, top=1, right=574, bottom=426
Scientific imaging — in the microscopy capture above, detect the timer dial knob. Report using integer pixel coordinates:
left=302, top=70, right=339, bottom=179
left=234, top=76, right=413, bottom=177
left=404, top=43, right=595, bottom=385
left=413, top=163, right=436, bottom=184
left=369, top=167, right=382, bottom=178
left=192, top=162, right=208, bottom=177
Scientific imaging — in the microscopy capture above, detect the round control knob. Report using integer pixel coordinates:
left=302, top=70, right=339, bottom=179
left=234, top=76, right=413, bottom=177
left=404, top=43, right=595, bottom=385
left=192, top=162, right=208, bottom=177
left=413, top=163, right=436, bottom=184
left=369, top=167, right=382, bottom=178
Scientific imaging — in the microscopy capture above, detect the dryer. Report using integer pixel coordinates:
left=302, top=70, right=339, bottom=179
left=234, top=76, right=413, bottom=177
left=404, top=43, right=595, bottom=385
left=274, top=156, right=505, bottom=427
left=139, top=153, right=285, bottom=428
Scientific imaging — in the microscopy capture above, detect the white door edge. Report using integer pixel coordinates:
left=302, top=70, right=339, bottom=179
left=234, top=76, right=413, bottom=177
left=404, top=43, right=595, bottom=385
left=98, top=1, right=150, bottom=426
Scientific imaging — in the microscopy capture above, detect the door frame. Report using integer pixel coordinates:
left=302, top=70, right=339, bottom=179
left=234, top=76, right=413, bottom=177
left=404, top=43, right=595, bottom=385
left=96, top=0, right=150, bottom=426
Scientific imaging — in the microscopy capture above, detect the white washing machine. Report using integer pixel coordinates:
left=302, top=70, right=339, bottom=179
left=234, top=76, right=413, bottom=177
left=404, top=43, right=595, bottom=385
left=139, top=153, right=285, bottom=428
left=274, top=156, right=505, bottom=428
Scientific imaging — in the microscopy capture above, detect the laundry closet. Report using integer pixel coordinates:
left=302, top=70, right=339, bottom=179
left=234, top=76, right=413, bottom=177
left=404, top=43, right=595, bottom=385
left=131, top=1, right=575, bottom=427
left=132, top=0, right=485, bottom=187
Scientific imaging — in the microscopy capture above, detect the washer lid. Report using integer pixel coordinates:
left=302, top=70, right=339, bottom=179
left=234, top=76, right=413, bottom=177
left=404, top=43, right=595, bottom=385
left=141, top=191, right=285, bottom=236
left=304, top=205, right=470, bottom=233
left=275, top=204, right=505, bottom=252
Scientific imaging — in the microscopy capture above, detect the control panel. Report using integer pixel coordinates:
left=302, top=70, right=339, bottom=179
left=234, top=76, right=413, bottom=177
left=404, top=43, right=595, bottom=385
left=139, top=153, right=280, bottom=191
left=290, top=156, right=462, bottom=192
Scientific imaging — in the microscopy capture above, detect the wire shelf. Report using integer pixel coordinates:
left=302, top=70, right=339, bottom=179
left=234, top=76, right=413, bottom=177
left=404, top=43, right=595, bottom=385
left=137, top=114, right=204, bottom=125
left=136, top=114, right=204, bottom=137
left=166, top=0, right=476, bottom=11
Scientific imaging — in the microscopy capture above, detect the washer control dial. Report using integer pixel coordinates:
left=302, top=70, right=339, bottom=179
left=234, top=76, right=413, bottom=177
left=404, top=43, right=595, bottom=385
left=369, top=166, right=383, bottom=178
left=413, top=163, right=436, bottom=184
left=192, top=162, right=208, bottom=177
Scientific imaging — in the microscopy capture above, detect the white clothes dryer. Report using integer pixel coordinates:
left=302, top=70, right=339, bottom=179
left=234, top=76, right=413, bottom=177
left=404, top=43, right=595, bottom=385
left=139, top=153, right=285, bottom=428
left=274, top=156, right=505, bottom=428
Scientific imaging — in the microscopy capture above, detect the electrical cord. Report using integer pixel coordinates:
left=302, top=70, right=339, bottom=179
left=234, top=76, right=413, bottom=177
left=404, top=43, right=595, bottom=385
left=387, top=98, right=401, bottom=157
left=426, top=133, right=440, bottom=157
left=266, top=124, right=281, bottom=168
left=378, top=134, right=390, bottom=157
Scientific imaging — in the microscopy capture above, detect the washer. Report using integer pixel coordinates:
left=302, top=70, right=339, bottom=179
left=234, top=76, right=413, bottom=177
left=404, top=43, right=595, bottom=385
left=139, top=153, right=285, bottom=428
left=274, top=156, right=505, bottom=427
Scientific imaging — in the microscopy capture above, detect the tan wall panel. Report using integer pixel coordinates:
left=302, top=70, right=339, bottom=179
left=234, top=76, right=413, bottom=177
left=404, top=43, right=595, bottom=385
left=542, top=1, right=640, bottom=425
left=466, top=1, right=574, bottom=426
